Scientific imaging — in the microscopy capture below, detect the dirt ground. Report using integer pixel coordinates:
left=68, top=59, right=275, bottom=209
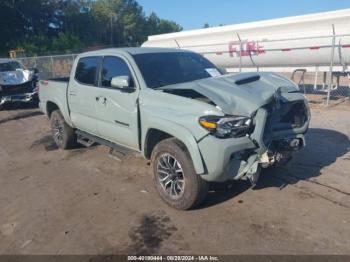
left=0, top=102, right=349, bottom=255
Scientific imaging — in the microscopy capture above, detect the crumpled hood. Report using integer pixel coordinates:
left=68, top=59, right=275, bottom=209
left=0, top=69, right=33, bottom=85
left=160, top=72, right=303, bottom=116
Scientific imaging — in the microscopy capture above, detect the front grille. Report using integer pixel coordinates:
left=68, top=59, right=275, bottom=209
left=263, top=101, right=308, bottom=146
left=1, top=81, right=34, bottom=96
left=272, top=101, right=308, bottom=131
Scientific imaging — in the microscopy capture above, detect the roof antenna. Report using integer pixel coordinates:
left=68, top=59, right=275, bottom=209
left=174, top=39, right=181, bottom=49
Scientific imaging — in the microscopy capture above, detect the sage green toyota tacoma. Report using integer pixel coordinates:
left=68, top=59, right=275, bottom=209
left=39, top=48, right=310, bottom=210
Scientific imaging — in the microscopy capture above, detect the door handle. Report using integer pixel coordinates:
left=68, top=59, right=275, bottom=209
left=95, top=96, right=107, bottom=105
left=69, top=91, right=76, bottom=96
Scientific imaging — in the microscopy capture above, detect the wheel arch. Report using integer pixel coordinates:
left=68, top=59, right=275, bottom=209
left=45, top=100, right=74, bottom=127
left=144, top=128, right=173, bottom=159
left=46, top=101, right=59, bottom=118
left=142, top=119, right=205, bottom=175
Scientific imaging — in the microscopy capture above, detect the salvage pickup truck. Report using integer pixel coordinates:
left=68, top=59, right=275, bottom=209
left=39, top=48, right=310, bottom=210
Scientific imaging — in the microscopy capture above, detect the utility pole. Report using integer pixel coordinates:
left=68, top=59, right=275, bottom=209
left=110, top=14, right=114, bottom=46
left=326, top=24, right=336, bottom=106
left=109, top=13, right=117, bottom=46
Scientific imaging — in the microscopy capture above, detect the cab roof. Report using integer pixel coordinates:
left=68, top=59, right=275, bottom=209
left=79, top=47, right=189, bottom=57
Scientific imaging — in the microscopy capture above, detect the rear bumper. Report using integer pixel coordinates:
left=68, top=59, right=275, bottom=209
left=0, top=92, right=38, bottom=105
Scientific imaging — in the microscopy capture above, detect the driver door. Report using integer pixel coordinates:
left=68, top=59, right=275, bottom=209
left=95, top=55, right=140, bottom=150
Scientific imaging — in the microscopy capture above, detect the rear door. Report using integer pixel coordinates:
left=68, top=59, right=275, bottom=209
left=68, top=56, right=102, bottom=135
left=95, top=55, right=140, bottom=150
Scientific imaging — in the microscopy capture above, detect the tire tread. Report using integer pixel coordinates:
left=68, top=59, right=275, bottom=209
left=50, top=110, right=76, bottom=149
left=151, top=137, right=208, bottom=210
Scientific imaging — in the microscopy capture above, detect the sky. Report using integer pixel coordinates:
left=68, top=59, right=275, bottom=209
left=138, top=0, right=350, bottom=30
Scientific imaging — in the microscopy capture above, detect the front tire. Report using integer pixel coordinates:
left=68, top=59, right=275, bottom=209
left=151, top=138, right=208, bottom=210
left=50, top=110, right=76, bottom=149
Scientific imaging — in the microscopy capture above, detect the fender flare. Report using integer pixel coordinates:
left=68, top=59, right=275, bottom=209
left=142, top=116, right=205, bottom=175
left=45, top=99, right=74, bottom=127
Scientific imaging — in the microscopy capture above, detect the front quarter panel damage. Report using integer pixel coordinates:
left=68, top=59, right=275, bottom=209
left=139, top=72, right=310, bottom=184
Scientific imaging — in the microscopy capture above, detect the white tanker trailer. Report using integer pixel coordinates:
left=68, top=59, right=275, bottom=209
left=142, top=9, right=350, bottom=72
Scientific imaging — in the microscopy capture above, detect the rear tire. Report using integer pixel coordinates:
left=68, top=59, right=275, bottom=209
left=151, top=138, right=208, bottom=210
left=50, top=110, right=76, bottom=149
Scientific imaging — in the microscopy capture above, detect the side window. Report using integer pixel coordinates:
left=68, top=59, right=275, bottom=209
left=75, top=57, right=100, bottom=85
left=101, top=56, right=134, bottom=88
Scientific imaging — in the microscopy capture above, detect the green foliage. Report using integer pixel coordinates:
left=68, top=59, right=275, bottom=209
left=18, top=33, right=84, bottom=56
left=51, top=33, right=84, bottom=54
left=146, top=12, right=183, bottom=36
left=0, top=0, right=182, bottom=57
left=203, top=23, right=210, bottom=28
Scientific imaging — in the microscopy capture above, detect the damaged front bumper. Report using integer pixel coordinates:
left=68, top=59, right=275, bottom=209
left=0, top=91, right=38, bottom=106
left=198, top=101, right=310, bottom=184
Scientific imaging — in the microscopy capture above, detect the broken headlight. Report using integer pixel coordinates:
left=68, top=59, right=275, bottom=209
left=199, top=115, right=252, bottom=138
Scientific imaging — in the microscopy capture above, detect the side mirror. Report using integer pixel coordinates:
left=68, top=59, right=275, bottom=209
left=111, top=76, right=133, bottom=89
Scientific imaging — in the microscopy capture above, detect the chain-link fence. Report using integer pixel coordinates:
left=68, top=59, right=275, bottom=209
left=17, top=54, right=77, bottom=80
left=282, top=70, right=350, bottom=106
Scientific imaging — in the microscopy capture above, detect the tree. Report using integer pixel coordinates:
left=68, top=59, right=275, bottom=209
left=0, top=0, right=183, bottom=56
left=0, top=0, right=56, bottom=55
left=146, top=12, right=182, bottom=36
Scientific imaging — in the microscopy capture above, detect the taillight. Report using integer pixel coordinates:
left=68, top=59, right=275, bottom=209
left=40, top=80, right=49, bottom=86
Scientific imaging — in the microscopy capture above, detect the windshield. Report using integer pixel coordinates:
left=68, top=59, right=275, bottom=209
left=0, top=61, right=24, bottom=72
left=133, top=52, right=222, bottom=89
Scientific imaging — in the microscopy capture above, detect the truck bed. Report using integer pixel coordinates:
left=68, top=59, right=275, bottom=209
left=38, top=77, right=71, bottom=124
left=48, top=77, right=70, bottom=83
